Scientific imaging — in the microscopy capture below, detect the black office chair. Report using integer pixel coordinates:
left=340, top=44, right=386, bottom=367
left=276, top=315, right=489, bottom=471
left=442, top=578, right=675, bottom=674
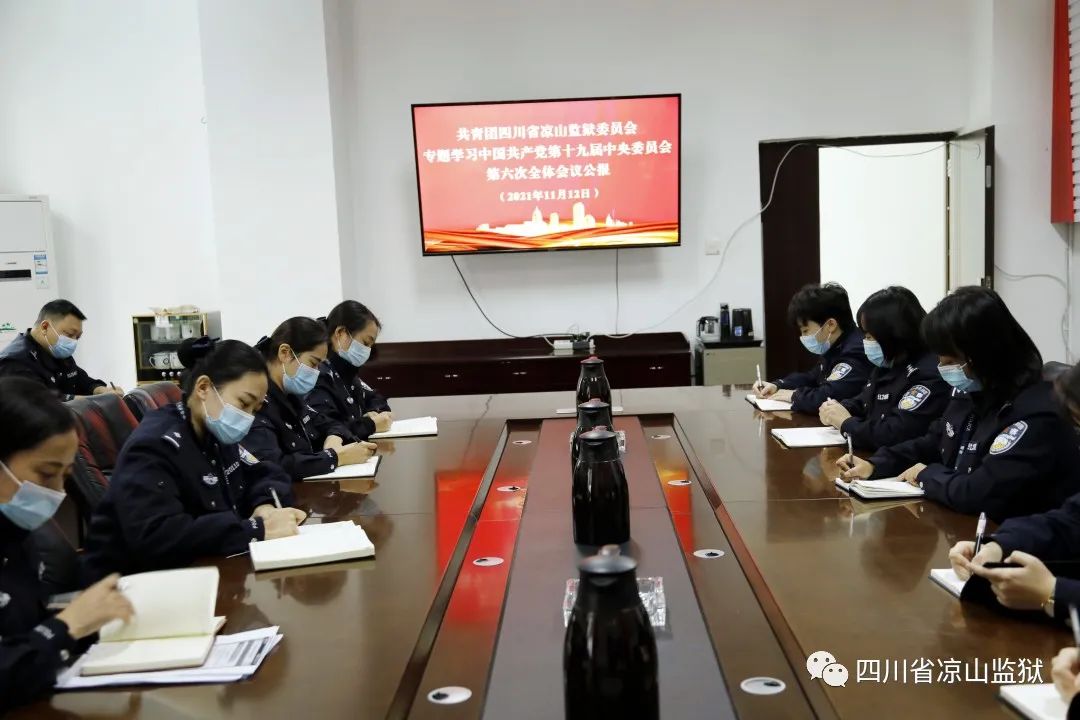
left=124, top=381, right=182, bottom=420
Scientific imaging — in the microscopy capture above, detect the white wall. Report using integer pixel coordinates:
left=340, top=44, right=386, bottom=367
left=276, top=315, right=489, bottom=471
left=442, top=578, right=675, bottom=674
left=0, top=0, right=217, bottom=387
left=197, top=0, right=344, bottom=344
left=342, top=0, right=976, bottom=344
left=819, top=143, right=947, bottom=314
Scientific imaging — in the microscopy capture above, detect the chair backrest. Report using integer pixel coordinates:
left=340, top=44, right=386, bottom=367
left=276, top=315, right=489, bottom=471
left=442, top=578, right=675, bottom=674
left=124, top=381, right=182, bottom=420
left=1043, top=361, right=1072, bottom=383
left=66, top=394, right=141, bottom=542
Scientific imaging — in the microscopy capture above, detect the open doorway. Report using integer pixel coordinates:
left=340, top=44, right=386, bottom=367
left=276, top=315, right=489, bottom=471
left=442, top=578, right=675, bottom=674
left=758, top=129, right=994, bottom=378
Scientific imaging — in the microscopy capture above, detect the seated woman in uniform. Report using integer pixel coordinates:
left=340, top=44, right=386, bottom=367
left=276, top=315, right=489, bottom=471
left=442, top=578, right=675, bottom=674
left=754, top=282, right=872, bottom=413
left=81, top=339, right=306, bottom=581
left=838, top=286, right=1080, bottom=522
left=818, top=286, right=950, bottom=450
left=945, top=362, right=1080, bottom=620
left=243, top=317, right=375, bottom=483
left=308, top=300, right=393, bottom=442
left=0, top=378, right=134, bottom=712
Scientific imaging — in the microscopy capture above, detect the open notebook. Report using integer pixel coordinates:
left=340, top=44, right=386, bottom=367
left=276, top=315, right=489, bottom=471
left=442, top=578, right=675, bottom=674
left=745, top=394, right=793, bottom=412
left=79, top=567, right=221, bottom=676
left=249, top=520, right=374, bottom=571
left=929, top=568, right=966, bottom=598
left=370, top=416, right=438, bottom=439
left=771, top=427, right=846, bottom=448
left=304, top=455, right=380, bottom=481
left=835, top=478, right=925, bottom=500
left=999, top=683, right=1069, bottom=720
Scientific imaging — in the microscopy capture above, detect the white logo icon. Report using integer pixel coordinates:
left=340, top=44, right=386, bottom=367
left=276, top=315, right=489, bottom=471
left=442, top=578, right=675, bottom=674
left=806, top=650, right=836, bottom=680
left=822, top=662, right=849, bottom=687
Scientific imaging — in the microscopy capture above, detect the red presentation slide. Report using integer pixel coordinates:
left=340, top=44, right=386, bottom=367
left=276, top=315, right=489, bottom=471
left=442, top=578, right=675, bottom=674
left=412, top=94, right=680, bottom=255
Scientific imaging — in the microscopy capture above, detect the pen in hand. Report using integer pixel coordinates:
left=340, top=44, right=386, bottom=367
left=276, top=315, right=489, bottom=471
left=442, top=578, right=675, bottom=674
left=271, top=488, right=283, bottom=510
left=1070, top=604, right=1080, bottom=647
left=972, top=511, right=987, bottom=557
left=755, top=364, right=763, bottom=392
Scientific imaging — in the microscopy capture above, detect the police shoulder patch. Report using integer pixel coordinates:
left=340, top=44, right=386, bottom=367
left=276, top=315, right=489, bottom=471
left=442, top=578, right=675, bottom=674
left=898, top=385, right=931, bottom=412
left=990, top=421, right=1028, bottom=455
left=238, top=445, right=259, bottom=466
left=826, top=363, right=852, bottom=382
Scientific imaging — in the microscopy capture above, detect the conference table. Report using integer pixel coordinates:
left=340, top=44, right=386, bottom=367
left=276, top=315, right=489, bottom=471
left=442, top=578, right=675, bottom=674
left=20, top=385, right=1071, bottom=719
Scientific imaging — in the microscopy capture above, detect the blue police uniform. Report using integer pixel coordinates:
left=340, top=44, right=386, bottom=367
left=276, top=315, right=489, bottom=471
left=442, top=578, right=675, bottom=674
left=838, top=352, right=951, bottom=450
left=308, top=351, right=392, bottom=442
left=0, top=331, right=104, bottom=401
left=244, top=382, right=353, bottom=482
left=990, top=493, right=1080, bottom=622
left=81, top=402, right=293, bottom=582
left=774, top=329, right=872, bottom=414
left=868, top=382, right=1080, bottom=522
left=0, top=514, right=79, bottom=712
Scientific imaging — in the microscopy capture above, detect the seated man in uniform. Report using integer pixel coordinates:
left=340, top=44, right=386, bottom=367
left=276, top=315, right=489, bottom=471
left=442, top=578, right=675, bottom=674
left=754, top=282, right=872, bottom=414
left=0, top=300, right=123, bottom=401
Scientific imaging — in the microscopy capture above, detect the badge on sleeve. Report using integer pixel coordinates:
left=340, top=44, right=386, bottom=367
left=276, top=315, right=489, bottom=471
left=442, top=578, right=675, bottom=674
left=238, top=445, right=259, bottom=466
left=990, top=421, right=1028, bottom=455
left=898, top=385, right=931, bottom=411
left=826, top=363, right=852, bottom=382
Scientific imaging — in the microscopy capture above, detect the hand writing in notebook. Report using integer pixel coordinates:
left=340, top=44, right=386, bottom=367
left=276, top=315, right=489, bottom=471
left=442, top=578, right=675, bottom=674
left=948, top=540, right=1004, bottom=580
left=754, top=382, right=778, bottom=399
left=1052, top=648, right=1080, bottom=705
left=252, top=505, right=307, bottom=540
left=336, top=441, right=378, bottom=466
left=56, top=573, right=135, bottom=640
left=898, top=463, right=928, bottom=486
left=968, top=550, right=1057, bottom=611
left=365, top=411, right=393, bottom=434
left=835, top=453, right=873, bottom=479
left=771, top=389, right=794, bottom=403
left=818, top=399, right=851, bottom=430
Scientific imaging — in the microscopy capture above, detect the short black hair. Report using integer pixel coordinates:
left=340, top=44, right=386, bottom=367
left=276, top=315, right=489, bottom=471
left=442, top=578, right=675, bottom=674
left=0, top=377, right=76, bottom=463
left=857, top=286, right=928, bottom=364
left=922, top=286, right=1043, bottom=407
left=787, top=282, right=856, bottom=331
left=324, top=300, right=382, bottom=336
left=255, top=317, right=328, bottom=361
left=178, top=338, right=266, bottom=395
left=36, top=299, right=87, bottom=324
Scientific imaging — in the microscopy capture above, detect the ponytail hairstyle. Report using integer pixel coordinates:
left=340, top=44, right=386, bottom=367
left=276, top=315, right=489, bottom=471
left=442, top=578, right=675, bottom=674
left=254, top=317, right=328, bottom=362
left=177, top=337, right=265, bottom=395
left=325, top=300, right=381, bottom=339
left=0, top=377, right=76, bottom=464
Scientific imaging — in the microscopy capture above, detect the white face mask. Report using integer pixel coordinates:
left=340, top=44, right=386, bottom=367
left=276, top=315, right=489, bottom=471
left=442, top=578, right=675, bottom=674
left=0, top=460, right=67, bottom=531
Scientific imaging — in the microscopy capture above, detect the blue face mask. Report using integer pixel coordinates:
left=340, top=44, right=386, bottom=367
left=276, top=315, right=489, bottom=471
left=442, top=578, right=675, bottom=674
left=0, top=461, right=67, bottom=531
left=203, top=385, right=255, bottom=445
left=863, top=338, right=890, bottom=368
left=938, top=362, right=982, bottom=393
left=799, top=325, right=832, bottom=356
left=283, top=351, right=319, bottom=396
left=340, top=338, right=371, bottom=368
left=47, top=324, right=78, bottom=360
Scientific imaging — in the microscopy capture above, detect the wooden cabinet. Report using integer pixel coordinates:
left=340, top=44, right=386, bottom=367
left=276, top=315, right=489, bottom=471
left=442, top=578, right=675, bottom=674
left=361, top=333, right=690, bottom=398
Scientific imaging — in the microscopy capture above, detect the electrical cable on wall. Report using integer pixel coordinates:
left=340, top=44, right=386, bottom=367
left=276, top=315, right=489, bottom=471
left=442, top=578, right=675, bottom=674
left=994, top=262, right=1071, bottom=360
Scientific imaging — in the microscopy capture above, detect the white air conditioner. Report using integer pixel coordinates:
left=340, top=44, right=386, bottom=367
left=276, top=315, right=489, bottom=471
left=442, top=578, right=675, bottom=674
left=0, top=196, right=58, bottom=352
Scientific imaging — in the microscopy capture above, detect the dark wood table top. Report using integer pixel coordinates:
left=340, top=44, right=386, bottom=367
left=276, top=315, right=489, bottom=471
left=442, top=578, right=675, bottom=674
left=21, top=385, right=1067, bottom=719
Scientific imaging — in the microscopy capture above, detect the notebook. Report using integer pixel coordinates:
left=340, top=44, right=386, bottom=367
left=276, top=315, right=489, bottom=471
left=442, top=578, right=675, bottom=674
left=304, top=455, right=380, bottom=481
left=249, top=520, right=375, bottom=571
left=999, top=683, right=1069, bottom=720
left=369, top=416, right=438, bottom=439
left=745, top=394, right=793, bottom=412
left=79, top=567, right=221, bottom=676
left=834, top=477, right=925, bottom=500
left=771, top=426, right=847, bottom=448
left=929, top=568, right=966, bottom=598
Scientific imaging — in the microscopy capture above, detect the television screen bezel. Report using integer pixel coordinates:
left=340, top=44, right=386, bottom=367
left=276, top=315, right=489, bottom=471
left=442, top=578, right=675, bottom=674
left=411, top=92, right=682, bottom=257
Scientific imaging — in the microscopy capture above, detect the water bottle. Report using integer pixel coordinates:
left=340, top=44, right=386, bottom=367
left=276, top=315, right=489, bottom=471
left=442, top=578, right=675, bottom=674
left=572, top=429, right=629, bottom=546
left=576, top=356, right=612, bottom=406
left=570, top=399, right=615, bottom=473
left=564, top=545, right=659, bottom=719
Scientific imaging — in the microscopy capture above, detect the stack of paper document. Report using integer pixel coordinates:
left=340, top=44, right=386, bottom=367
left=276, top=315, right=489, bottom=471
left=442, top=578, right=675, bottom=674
left=56, top=627, right=282, bottom=689
left=370, top=416, right=438, bottom=439
left=249, top=520, right=374, bottom=571
left=998, top=683, right=1069, bottom=720
left=771, top=426, right=847, bottom=448
left=928, top=568, right=966, bottom=598
left=78, top=567, right=221, bottom=676
left=834, top=478, right=925, bottom=500
left=304, top=455, right=380, bottom=481
left=745, top=394, right=793, bottom=412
